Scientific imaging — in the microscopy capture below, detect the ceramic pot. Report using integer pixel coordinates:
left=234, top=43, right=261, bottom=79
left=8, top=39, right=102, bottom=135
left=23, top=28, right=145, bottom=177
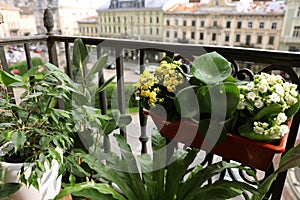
left=0, top=159, right=61, bottom=200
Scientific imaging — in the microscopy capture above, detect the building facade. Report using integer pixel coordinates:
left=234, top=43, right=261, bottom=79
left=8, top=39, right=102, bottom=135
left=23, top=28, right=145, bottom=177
left=78, top=16, right=98, bottom=37
left=97, top=7, right=163, bottom=41
left=0, top=2, right=20, bottom=38
left=279, top=0, right=300, bottom=52
left=163, top=0, right=285, bottom=50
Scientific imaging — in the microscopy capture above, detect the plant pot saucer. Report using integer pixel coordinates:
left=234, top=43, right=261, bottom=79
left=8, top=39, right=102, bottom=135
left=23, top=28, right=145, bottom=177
left=144, top=109, right=291, bottom=171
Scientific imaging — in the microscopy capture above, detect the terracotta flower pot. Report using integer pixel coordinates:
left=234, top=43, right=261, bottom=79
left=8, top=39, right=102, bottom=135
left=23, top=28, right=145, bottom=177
left=145, top=110, right=292, bottom=171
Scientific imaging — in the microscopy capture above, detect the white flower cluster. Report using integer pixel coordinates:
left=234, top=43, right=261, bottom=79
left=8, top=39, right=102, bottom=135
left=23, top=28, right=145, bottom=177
left=238, top=73, right=299, bottom=138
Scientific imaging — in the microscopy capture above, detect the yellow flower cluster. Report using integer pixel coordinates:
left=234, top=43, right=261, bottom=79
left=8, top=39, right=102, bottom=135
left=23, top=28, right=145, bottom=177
left=155, top=60, right=184, bottom=93
left=135, top=59, right=186, bottom=108
left=135, top=70, right=161, bottom=107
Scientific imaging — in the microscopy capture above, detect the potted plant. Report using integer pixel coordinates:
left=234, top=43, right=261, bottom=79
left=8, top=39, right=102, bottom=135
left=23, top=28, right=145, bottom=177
left=135, top=52, right=300, bottom=170
left=0, top=38, right=130, bottom=199
left=54, top=130, right=300, bottom=200
left=0, top=64, right=75, bottom=199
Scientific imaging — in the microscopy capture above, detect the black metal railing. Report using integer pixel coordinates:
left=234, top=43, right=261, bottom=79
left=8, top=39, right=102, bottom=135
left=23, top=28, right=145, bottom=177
left=0, top=9, right=300, bottom=200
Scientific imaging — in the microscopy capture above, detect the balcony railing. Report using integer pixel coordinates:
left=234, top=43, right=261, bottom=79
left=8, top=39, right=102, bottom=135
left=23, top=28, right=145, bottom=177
left=1, top=9, right=300, bottom=200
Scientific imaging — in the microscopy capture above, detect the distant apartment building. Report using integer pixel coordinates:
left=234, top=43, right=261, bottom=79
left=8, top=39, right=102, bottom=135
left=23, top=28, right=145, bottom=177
left=58, top=0, right=99, bottom=35
left=96, top=0, right=163, bottom=41
left=78, top=16, right=98, bottom=37
left=279, top=0, right=300, bottom=52
left=163, top=0, right=285, bottom=50
left=0, top=2, right=20, bottom=38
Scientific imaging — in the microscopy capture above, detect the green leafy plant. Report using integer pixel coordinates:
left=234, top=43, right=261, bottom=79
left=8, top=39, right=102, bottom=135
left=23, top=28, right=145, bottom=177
left=0, top=64, right=76, bottom=188
left=135, top=52, right=240, bottom=137
left=54, top=131, right=261, bottom=200
left=0, top=38, right=131, bottom=195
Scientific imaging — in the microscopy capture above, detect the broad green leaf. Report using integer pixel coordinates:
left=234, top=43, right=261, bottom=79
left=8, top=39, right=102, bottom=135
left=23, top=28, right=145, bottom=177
left=97, top=75, right=116, bottom=93
left=253, top=104, right=282, bottom=121
left=0, top=70, right=23, bottom=86
left=54, top=181, right=126, bottom=200
left=177, top=161, right=240, bottom=200
left=194, top=180, right=258, bottom=200
left=0, top=183, right=22, bottom=198
left=11, top=131, right=26, bottom=152
left=165, top=149, right=198, bottom=200
left=191, top=52, right=232, bottom=85
left=86, top=55, right=108, bottom=82
left=197, top=83, right=239, bottom=119
left=174, top=85, right=200, bottom=118
left=238, top=123, right=282, bottom=141
left=114, top=135, right=148, bottom=200
left=285, top=94, right=300, bottom=120
left=73, top=38, right=89, bottom=71
left=151, top=131, right=166, bottom=199
left=197, top=119, right=227, bottom=145
left=252, top=144, right=300, bottom=200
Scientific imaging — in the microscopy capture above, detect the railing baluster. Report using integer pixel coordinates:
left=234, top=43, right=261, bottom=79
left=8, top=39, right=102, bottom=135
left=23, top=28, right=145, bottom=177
left=97, top=45, right=110, bottom=152
left=115, top=48, right=126, bottom=138
left=64, top=42, right=73, bottom=79
left=23, top=43, right=32, bottom=70
left=0, top=45, right=14, bottom=101
left=138, top=49, right=149, bottom=154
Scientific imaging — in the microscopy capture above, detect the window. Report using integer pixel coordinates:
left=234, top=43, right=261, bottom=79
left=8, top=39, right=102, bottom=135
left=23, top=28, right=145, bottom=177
left=157, top=17, right=159, bottom=23
left=175, top=19, right=178, bottom=26
left=213, top=21, right=217, bottom=27
left=237, top=21, right=242, bottom=29
left=192, top=20, right=196, bottom=27
left=297, top=7, right=300, bottom=17
left=166, top=20, right=170, bottom=26
left=236, top=34, right=240, bottom=42
left=271, top=22, right=277, bottom=30
left=200, top=20, right=205, bottom=27
left=248, top=22, right=253, bottom=29
left=157, top=28, right=159, bottom=34
left=257, top=35, right=262, bottom=44
left=150, top=28, right=152, bottom=34
left=246, top=35, right=251, bottom=45
left=150, top=17, right=152, bottom=23
left=268, top=36, right=274, bottom=45
left=124, top=17, right=126, bottom=23
left=166, top=31, right=169, bottom=37
left=199, top=32, right=204, bottom=40
left=191, top=32, right=195, bottom=39
left=226, top=21, right=231, bottom=28
left=225, top=35, right=229, bottom=42
left=293, top=26, right=300, bottom=38
left=183, top=20, right=187, bottom=26
left=212, top=33, right=216, bottom=41
left=259, top=22, right=264, bottom=29
left=174, top=31, right=178, bottom=38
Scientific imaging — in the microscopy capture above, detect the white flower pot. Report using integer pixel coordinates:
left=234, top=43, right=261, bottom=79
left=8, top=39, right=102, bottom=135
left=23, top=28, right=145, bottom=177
left=0, top=159, right=61, bottom=200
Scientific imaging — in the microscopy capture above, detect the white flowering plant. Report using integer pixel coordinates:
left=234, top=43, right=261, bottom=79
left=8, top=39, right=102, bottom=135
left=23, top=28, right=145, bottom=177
left=236, top=72, right=300, bottom=141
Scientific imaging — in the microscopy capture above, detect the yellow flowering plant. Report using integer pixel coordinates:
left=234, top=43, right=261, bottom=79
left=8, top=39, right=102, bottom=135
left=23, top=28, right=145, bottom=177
left=136, top=52, right=240, bottom=125
left=135, top=57, right=188, bottom=121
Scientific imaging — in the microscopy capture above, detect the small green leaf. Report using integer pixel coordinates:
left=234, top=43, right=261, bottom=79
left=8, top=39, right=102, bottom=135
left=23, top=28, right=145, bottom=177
left=11, top=131, right=26, bottom=152
left=0, top=70, right=23, bottom=86
left=253, top=104, right=282, bottom=121
left=86, top=55, right=108, bottom=82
